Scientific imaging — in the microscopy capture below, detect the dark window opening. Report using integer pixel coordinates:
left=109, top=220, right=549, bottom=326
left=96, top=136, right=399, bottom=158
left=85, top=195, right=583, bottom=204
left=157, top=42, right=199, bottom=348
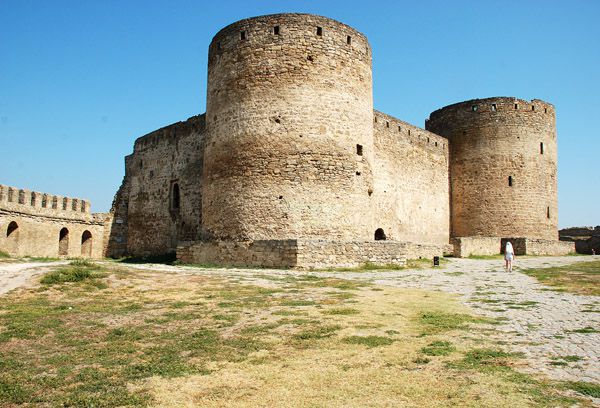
left=408, top=129, right=411, bottom=136
left=544, top=107, right=547, bottom=113
left=30, top=194, right=35, bottom=206
left=356, top=144, right=363, bottom=156
left=347, top=35, right=352, bottom=45
left=81, top=230, right=92, bottom=257
left=278, top=195, right=283, bottom=200
left=386, top=121, right=389, bottom=128
left=7, top=221, right=18, bottom=237
left=374, top=116, right=377, bottom=123
left=139, top=160, right=143, bottom=169
left=368, top=188, right=373, bottom=196
left=508, top=176, right=513, bottom=187
left=59, top=227, right=69, bottom=256
left=398, top=125, right=401, bottom=132
left=356, top=171, right=361, bottom=176
left=531, top=105, right=535, bottom=111
left=472, top=105, right=478, bottom=112
left=171, top=183, right=180, bottom=210
left=547, top=206, right=550, bottom=219
left=491, top=103, right=497, bottom=111
left=515, top=103, right=518, bottom=109
left=316, top=26, right=322, bottom=36
left=435, top=141, right=438, bottom=147
left=540, top=142, right=544, bottom=154
left=274, top=26, right=280, bottom=35
left=374, top=228, right=386, bottom=241
left=427, top=137, right=430, bottom=143
left=240, top=31, right=246, bottom=40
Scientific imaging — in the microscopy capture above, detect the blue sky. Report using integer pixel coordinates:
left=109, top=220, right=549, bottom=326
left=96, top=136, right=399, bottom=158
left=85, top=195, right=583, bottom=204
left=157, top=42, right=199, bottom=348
left=1, top=0, right=598, bottom=228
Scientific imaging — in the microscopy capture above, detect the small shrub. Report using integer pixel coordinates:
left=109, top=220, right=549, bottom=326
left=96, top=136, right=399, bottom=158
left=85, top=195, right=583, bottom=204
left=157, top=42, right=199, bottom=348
left=0, top=250, right=10, bottom=258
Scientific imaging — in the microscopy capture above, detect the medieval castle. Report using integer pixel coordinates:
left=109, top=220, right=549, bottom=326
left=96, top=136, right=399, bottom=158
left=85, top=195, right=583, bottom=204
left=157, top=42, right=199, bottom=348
left=0, top=14, right=574, bottom=267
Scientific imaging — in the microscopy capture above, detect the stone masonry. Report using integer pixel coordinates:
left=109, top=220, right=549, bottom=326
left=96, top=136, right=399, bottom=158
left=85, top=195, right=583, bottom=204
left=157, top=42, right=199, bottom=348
left=0, top=185, right=110, bottom=258
left=106, top=13, right=572, bottom=267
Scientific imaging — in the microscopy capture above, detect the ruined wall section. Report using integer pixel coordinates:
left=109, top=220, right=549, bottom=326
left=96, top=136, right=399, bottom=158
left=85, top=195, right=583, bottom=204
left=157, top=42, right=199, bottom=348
left=426, top=97, right=557, bottom=240
left=372, top=111, right=450, bottom=244
left=108, top=115, right=205, bottom=257
left=0, top=184, right=105, bottom=258
left=203, top=13, right=374, bottom=241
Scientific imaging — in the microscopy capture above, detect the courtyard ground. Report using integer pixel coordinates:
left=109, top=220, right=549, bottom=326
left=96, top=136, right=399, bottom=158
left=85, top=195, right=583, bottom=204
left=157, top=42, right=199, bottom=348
left=0, top=256, right=598, bottom=407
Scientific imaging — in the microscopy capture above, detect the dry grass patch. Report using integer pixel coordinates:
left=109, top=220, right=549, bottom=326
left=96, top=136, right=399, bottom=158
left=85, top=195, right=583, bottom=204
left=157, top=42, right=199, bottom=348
left=0, top=263, right=591, bottom=407
left=521, top=259, right=600, bottom=295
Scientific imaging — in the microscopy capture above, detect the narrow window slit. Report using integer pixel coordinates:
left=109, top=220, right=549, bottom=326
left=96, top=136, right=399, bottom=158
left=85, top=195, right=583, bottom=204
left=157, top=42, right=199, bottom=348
left=316, top=27, right=322, bottom=36
left=240, top=31, right=246, bottom=40
left=347, top=35, right=352, bottom=45
left=508, top=176, right=513, bottom=187
left=356, top=144, right=363, bottom=156
left=273, top=26, right=280, bottom=35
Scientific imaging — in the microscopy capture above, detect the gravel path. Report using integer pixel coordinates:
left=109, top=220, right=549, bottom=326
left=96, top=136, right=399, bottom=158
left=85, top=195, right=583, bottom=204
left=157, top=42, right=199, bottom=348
left=0, top=261, right=67, bottom=295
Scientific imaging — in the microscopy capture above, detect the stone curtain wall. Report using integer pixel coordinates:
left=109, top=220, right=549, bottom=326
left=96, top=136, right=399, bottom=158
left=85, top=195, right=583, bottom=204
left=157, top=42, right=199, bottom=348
left=0, top=185, right=106, bottom=258
left=372, top=110, right=450, bottom=245
left=107, top=115, right=206, bottom=257
left=426, top=97, right=558, bottom=241
left=203, top=14, right=375, bottom=242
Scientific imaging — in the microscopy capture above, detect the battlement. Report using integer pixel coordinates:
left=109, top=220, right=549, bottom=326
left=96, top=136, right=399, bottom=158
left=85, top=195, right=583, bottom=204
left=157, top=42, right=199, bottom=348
left=0, top=184, right=94, bottom=221
left=374, top=110, right=448, bottom=155
left=427, top=97, right=555, bottom=124
left=208, top=13, right=371, bottom=65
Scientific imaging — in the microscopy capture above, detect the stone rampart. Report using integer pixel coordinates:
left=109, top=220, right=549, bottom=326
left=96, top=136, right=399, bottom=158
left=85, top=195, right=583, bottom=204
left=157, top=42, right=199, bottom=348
left=451, top=236, right=502, bottom=258
left=0, top=184, right=107, bottom=258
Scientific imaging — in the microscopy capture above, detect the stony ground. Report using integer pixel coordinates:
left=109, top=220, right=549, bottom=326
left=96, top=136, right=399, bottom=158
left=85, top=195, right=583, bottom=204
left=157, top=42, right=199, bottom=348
left=1, top=256, right=598, bottom=386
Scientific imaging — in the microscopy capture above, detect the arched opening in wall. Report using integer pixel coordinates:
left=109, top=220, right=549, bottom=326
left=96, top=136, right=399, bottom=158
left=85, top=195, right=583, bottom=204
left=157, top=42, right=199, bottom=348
left=58, top=228, right=69, bottom=256
left=171, top=183, right=180, bottom=210
left=81, top=230, right=92, bottom=257
left=374, top=228, right=386, bottom=241
left=6, top=221, right=19, bottom=254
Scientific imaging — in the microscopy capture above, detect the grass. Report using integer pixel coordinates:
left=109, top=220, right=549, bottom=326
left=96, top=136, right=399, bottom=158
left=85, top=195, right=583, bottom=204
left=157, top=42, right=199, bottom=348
left=0, top=250, right=10, bottom=258
left=566, top=381, right=600, bottom=398
left=520, top=260, right=600, bottom=295
left=324, top=258, right=448, bottom=272
left=40, top=259, right=105, bottom=285
left=0, top=262, right=593, bottom=407
left=567, top=326, right=598, bottom=334
left=468, top=254, right=504, bottom=260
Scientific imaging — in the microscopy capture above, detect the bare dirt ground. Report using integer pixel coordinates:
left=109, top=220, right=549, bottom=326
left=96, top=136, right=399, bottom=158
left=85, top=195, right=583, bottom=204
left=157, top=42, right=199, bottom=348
left=1, top=256, right=598, bottom=386
left=0, top=261, right=67, bottom=295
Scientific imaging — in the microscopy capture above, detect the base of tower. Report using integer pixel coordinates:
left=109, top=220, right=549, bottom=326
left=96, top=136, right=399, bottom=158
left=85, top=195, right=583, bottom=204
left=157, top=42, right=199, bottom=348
left=176, top=239, right=450, bottom=269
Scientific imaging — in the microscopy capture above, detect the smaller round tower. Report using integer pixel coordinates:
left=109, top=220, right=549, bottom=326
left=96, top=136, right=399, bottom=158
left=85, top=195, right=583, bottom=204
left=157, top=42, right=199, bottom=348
left=426, top=97, right=558, bottom=240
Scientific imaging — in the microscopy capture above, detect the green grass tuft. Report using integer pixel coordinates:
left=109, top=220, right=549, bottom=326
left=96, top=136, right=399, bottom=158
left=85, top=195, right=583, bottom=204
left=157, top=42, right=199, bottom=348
left=418, top=311, right=492, bottom=335
left=566, top=381, right=600, bottom=398
left=40, top=261, right=104, bottom=285
left=0, top=250, right=10, bottom=258
left=342, top=335, right=395, bottom=348
left=323, top=308, right=360, bottom=315
left=421, top=341, right=456, bottom=356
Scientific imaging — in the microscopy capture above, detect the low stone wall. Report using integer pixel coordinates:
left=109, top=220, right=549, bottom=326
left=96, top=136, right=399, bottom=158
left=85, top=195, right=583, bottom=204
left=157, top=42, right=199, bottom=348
left=176, top=240, right=298, bottom=268
left=508, top=238, right=575, bottom=256
left=452, top=237, right=502, bottom=257
left=177, top=238, right=450, bottom=269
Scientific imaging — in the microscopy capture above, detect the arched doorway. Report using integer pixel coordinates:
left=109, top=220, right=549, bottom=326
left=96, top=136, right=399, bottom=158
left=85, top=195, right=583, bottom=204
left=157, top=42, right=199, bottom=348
left=374, top=228, right=386, bottom=241
left=6, top=221, right=19, bottom=255
left=81, top=230, right=92, bottom=257
left=58, top=227, right=69, bottom=256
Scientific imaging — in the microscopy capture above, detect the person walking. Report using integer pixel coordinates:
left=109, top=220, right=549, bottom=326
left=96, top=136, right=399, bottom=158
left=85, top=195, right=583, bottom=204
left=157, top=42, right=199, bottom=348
left=505, top=241, right=515, bottom=272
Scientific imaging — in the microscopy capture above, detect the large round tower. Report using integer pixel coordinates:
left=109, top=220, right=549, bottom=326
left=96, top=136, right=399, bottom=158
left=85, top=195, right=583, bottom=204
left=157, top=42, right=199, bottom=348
left=426, top=97, right=558, bottom=240
left=203, top=14, right=374, bottom=241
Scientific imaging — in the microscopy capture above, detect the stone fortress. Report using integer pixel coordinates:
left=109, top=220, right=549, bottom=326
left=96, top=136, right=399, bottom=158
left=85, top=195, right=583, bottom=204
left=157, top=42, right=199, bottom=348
left=0, top=13, right=574, bottom=265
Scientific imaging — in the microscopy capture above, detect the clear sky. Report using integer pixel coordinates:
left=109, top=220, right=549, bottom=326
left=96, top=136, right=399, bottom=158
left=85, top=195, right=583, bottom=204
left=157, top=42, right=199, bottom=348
left=1, top=0, right=598, bottom=228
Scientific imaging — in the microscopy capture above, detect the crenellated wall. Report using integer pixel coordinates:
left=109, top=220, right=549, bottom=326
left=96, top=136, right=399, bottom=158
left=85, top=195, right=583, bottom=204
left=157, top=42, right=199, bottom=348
left=372, top=111, right=449, bottom=245
left=0, top=184, right=108, bottom=258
